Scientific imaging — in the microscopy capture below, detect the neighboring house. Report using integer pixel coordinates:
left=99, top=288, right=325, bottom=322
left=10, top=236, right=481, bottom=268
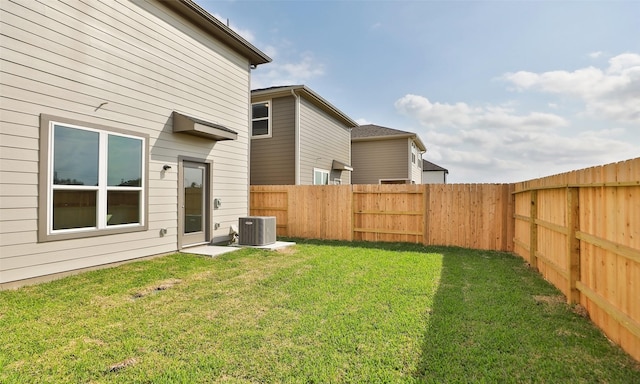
left=0, top=0, right=270, bottom=287
left=250, top=85, right=357, bottom=185
left=351, top=124, right=427, bottom=184
left=422, top=160, right=449, bottom=184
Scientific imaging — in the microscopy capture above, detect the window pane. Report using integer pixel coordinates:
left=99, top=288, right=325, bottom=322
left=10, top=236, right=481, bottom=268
left=252, top=103, right=269, bottom=119
left=314, top=170, right=328, bottom=185
left=53, top=125, right=99, bottom=186
left=108, top=135, right=142, bottom=186
left=252, top=120, right=269, bottom=136
left=184, top=166, right=204, bottom=234
left=53, top=190, right=97, bottom=230
left=107, top=191, right=140, bottom=225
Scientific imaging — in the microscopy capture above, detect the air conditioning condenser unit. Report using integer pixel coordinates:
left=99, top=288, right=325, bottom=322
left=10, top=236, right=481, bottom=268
left=238, top=216, right=276, bottom=246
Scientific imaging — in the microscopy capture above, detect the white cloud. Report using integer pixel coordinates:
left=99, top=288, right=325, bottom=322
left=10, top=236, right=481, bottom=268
left=394, top=91, right=637, bottom=183
left=211, top=13, right=256, bottom=43
left=589, top=51, right=603, bottom=59
left=394, top=95, right=568, bottom=130
left=252, top=52, right=325, bottom=89
left=356, top=118, right=372, bottom=125
left=502, top=53, right=640, bottom=123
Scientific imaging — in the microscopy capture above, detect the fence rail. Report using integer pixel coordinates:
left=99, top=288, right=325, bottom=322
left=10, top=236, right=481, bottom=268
left=513, top=157, right=640, bottom=361
left=250, top=157, right=639, bottom=362
left=251, top=183, right=514, bottom=251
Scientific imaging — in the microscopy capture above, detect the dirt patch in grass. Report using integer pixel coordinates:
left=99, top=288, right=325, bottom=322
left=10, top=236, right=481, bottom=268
left=131, top=278, right=182, bottom=299
left=555, top=328, right=586, bottom=338
left=533, top=294, right=565, bottom=305
left=107, top=357, right=137, bottom=373
left=572, top=304, right=589, bottom=318
left=276, top=246, right=298, bottom=255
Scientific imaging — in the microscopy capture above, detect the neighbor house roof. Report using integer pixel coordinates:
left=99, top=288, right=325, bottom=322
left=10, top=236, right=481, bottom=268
left=164, top=0, right=271, bottom=66
left=422, top=160, right=448, bottom=173
left=251, top=85, right=358, bottom=128
left=351, top=124, right=427, bottom=152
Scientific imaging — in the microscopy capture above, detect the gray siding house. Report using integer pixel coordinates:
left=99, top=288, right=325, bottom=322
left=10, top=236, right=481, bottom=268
left=351, top=124, right=427, bottom=184
left=422, top=160, right=449, bottom=184
left=250, top=85, right=357, bottom=185
left=0, top=0, right=270, bottom=287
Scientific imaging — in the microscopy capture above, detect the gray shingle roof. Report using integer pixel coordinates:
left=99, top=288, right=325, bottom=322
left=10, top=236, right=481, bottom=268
left=351, top=124, right=413, bottom=138
left=351, top=124, right=427, bottom=152
left=422, top=160, right=448, bottom=173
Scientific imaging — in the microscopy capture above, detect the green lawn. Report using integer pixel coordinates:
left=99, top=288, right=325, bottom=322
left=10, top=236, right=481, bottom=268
left=1, top=240, right=638, bottom=383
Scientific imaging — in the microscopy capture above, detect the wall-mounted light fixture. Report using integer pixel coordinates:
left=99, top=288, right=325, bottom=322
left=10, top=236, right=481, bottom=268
left=163, top=165, right=172, bottom=171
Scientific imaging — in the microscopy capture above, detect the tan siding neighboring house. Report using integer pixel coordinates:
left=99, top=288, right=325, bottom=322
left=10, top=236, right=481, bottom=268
left=250, top=85, right=356, bottom=185
left=351, top=139, right=408, bottom=184
left=0, top=0, right=270, bottom=287
left=351, top=124, right=427, bottom=184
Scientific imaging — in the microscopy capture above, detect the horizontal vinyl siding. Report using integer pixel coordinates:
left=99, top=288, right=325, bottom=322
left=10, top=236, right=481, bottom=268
left=410, top=142, right=422, bottom=184
left=351, top=138, right=408, bottom=184
left=0, top=0, right=252, bottom=284
left=250, top=96, right=295, bottom=185
left=298, top=98, right=352, bottom=185
left=423, top=171, right=447, bottom=184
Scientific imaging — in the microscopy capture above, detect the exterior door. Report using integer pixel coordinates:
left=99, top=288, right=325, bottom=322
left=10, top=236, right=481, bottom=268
left=180, top=161, right=209, bottom=247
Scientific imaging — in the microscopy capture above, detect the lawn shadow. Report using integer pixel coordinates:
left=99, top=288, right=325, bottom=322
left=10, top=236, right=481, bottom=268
left=412, top=246, right=640, bottom=383
left=281, top=238, right=640, bottom=382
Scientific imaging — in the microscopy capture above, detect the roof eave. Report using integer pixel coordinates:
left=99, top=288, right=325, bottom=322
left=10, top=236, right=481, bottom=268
left=165, top=0, right=271, bottom=66
left=252, top=85, right=358, bottom=128
left=351, top=133, right=414, bottom=142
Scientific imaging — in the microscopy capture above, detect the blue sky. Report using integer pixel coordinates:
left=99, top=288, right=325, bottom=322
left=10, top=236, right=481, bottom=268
left=201, top=0, right=640, bottom=183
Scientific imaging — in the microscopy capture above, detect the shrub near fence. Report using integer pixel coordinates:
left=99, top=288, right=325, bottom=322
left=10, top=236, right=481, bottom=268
left=513, top=157, right=640, bottom=362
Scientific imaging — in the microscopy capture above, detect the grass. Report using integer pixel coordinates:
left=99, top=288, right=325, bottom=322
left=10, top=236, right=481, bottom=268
left=1, top=240, right=638, bottom=383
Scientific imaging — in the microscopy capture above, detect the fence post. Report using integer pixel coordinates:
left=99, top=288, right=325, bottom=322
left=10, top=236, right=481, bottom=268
left=566, top=187, right=580, bottom=303
left=530, top=190, right=538, bottom=270
left=423, top=185, right=430, bottom=246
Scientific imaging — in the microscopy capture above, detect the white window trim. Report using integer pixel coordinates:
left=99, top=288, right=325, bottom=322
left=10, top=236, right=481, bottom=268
left=251, top=100, right=272, bottom=139
left=379, top=178, right=411, bottom=185
left=411, top=142, right=417, bottom=164
left=313, top=168, right=330, bottom=185
left=38, top=114, right=149, bottom=242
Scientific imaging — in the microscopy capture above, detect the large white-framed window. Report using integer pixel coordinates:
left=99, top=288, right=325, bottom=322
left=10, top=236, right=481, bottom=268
left=313, top=168, right=330, bottom=185
left=39, top=115, right=148, bottom=242
left=251, top=101, right=271, bottom=138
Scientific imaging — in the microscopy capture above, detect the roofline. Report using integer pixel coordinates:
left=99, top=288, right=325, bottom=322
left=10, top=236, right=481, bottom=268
left=252, top=85, right=358, bottom=128
left=163, top=0, right=271, bottom=66
left=352, top=132, right=427, bottom=152
left=422, top=160, right=449, bottom=173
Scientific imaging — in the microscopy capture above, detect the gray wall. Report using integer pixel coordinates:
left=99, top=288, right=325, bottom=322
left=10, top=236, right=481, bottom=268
left=351, top=138, right=409, bottom=184
left=250, top=96, right=295, bottom=185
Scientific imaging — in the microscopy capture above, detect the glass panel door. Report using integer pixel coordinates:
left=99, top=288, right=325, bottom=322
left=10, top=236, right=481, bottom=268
left=182, top=161, right=207, bottom=245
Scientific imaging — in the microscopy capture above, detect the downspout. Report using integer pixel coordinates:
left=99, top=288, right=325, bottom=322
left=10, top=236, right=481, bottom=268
left=291, top=89, right=300, bottom=185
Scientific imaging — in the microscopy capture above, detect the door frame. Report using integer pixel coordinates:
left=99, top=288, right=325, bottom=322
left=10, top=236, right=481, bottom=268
left=177, top=156, right=213, bottom=250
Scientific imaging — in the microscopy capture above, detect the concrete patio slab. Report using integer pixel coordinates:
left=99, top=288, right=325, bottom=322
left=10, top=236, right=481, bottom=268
left=183, top=241, right=296, bottom=257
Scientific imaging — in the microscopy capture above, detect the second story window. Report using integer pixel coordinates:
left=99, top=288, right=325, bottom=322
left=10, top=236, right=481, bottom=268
left=251, top=101, right=271, bottom=138
left=411, top=142, right=417, bottom=164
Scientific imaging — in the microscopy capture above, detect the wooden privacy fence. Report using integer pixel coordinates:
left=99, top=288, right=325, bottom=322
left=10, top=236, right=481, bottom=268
left=251, top=158, right=640, bottom=362
left=250, top=183, right=515, bottom=251
left=513, top=158, right=640, bottom=361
